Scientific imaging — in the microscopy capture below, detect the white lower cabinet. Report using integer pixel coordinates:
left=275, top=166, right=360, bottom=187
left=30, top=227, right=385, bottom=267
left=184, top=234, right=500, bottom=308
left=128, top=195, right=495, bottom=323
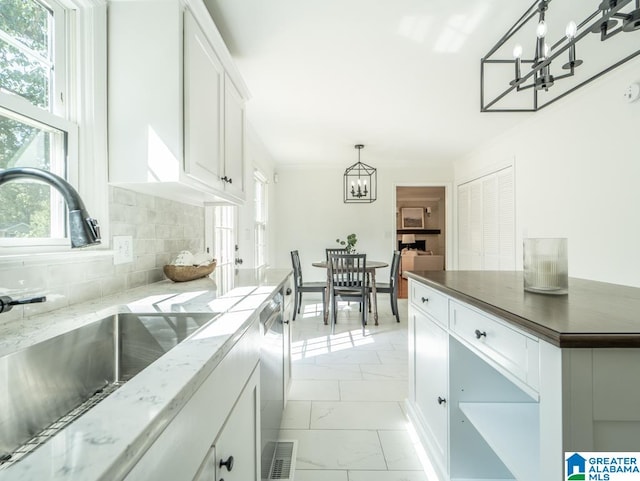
left=408, top=279, right=543, bottom=481
left=411, top=309, right=448, bottom=476
left=212, top=368, right=259, bottom=481
left=408, top=276, right=640, bottom=480
left=193, top=447, right=216, bottom=481
left=123, top=319, right=260, bottom=481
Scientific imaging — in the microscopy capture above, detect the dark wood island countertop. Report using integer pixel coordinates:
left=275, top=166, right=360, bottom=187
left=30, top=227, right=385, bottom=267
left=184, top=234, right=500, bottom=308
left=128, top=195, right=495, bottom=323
left=406, top=270, right=640, bottom=348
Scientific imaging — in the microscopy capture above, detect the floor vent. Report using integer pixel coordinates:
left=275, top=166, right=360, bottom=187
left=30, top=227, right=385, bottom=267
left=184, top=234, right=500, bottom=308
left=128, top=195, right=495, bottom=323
left=264, top=440, right=297, bottom=481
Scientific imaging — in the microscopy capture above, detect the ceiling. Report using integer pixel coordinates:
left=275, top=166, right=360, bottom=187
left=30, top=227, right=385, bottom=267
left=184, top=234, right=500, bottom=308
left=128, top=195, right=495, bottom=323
left=204, top=0, right=535, bottom=168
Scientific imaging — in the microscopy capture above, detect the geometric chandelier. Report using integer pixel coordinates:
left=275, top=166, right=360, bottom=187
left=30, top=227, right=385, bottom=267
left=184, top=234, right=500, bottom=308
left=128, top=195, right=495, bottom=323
left=481, top=0, right=640, bottom=112
left=343, top=144, right=377, bottom=203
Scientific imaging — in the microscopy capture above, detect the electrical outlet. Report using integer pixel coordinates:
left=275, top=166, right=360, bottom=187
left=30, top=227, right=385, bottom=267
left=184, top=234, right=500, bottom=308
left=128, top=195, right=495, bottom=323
left=113, top=236, right=133, bottom=265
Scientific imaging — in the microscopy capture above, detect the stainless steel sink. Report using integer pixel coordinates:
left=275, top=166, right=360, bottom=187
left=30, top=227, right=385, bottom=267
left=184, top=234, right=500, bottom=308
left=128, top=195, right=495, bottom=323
left=0, top=312, right=219, bottom=466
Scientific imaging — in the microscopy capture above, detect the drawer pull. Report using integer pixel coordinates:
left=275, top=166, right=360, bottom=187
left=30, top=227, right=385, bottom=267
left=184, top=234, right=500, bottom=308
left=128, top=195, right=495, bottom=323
left=437, top=396, right=447, bottom=405
left=421, top=297, right=429, bottom=303
left=219, top=455, right=234, bottom=472
left=475, top=329, right=487, bottom=339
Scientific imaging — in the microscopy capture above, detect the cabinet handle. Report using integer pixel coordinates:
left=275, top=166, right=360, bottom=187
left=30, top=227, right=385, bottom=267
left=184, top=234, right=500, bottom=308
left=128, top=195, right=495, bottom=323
left=437, top=396, right=447, bottom=405
left=219, top=455, right=234, bottom=472
left=283, top=319, right=290, bottom=324
left=421, top=297, right=429, bottom=303
left=286, top=287, right=292, bottom=295
left=474, top=329, right=487, bottom=339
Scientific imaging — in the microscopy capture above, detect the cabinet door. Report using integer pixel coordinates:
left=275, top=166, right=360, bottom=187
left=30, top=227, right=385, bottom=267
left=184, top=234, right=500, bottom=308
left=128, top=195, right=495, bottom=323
left=214, top=370, right=259, bottom=481
left=184, top=9, right=224, bottom=191
left=193, top=446, right=216, bottom=481
left=222, top=75, right=245, bottom=199
left=414, top=310, right=448, bottom=468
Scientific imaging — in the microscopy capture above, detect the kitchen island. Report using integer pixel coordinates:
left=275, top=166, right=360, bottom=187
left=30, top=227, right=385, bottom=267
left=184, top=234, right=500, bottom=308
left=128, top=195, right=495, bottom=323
left=0, top=267, right=292, bottom=481
left=406, top=270, right=640, bottom=481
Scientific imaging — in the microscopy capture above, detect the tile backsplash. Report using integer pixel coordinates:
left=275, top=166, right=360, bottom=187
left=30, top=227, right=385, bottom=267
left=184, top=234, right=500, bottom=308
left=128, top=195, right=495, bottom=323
left=0, top=186, right=205, bottom=322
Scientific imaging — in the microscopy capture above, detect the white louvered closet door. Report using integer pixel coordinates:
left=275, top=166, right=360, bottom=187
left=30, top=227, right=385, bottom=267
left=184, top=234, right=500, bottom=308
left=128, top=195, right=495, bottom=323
left=457, top=166, right=514, bottom=270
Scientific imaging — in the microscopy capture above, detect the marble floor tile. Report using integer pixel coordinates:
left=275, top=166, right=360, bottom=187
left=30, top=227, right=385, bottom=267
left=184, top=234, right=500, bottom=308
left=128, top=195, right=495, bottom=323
left=310, top=401, right=406, bottom=430
left=295, top=469, right=349, bottom=481
left=347, top=470, right=428, bottom=481
left=307, top=349, right=381, bottom=365
left=339, top=380, right=408, bottom=402
left=289, top=380, right=341, bottom=401
left=377, top=349, right=409, bottom=364
left=293, top=363, right=363, bottom=381
left=281, top=401, right=311, bottom=429
left=378, top=430, right=425, bottom=470
left=360, top=363, right=408, bottom=380
left=282, top=297, right=430, bottom=480
left=278, top=429, right=387, bottom=470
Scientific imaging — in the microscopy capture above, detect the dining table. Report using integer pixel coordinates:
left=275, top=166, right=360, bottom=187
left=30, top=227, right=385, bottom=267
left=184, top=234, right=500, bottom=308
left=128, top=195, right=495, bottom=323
left=311, top=260, right=389, bottom=326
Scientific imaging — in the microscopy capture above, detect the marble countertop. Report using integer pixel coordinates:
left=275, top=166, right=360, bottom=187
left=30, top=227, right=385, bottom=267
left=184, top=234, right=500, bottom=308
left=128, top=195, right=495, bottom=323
left=0, top=267, right=291, bottom=481
left=407, top=270, right=640, bottom=348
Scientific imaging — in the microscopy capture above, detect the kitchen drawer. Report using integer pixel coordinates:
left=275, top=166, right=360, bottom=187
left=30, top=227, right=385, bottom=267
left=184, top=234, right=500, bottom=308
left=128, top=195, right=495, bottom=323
left=450, top=301, right=539, bottom=391
left=410, top=281, right=448, bottom=327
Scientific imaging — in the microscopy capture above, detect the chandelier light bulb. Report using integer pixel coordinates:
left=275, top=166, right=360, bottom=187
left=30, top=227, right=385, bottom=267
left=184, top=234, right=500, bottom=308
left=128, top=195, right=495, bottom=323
left=565, top=20, right=577, bottom=39
left=536, top=20, right=548, bottom=38
left=513, top=44, right=523, bottom=58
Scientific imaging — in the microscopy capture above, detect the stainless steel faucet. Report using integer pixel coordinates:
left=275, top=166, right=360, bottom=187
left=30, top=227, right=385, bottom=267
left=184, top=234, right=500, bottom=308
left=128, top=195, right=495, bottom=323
left=0, top=167, right=101, bottom=248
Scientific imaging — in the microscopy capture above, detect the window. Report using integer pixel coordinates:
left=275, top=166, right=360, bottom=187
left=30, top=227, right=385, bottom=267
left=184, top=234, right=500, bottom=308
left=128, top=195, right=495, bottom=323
left=213, top=205, right=236, bottom=268
left=254, top=170, right=267, bottom=268
left=0, top=0, right=77, bottom=246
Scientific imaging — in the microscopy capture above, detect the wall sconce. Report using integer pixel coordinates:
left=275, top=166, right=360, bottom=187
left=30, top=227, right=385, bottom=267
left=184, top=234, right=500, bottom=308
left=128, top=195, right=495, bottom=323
left=481, top=0, right=640, bottom=112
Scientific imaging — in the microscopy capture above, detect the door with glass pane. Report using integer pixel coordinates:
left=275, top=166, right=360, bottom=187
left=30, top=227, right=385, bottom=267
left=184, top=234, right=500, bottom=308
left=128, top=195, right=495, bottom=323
left=206, top=204, right=237, bottom=290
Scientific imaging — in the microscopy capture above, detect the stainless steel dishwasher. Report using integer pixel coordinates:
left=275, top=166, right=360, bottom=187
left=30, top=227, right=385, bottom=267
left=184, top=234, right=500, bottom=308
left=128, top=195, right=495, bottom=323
left=259, top=291, right=285, bottom=478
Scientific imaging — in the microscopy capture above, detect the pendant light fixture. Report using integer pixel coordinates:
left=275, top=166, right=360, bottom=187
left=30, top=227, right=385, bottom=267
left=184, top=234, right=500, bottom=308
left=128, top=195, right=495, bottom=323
left=481, top=0, right=640, bottom=112
left=343, top=144, right=377, bottom=204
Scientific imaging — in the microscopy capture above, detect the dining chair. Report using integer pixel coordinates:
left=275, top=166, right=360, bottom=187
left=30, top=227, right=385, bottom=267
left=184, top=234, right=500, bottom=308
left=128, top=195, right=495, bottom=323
left=290, top=250, right=326, bottom=320
left=325, top=247, right=347, bottom=260
left=373, top=250, right=401, bottom=322
left=328, top=253, right=368, bottom=334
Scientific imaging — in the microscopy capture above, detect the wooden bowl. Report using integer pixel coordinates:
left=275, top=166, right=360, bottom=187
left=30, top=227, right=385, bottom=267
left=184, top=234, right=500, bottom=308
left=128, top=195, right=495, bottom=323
left=163, top=261, right=217, bottom=282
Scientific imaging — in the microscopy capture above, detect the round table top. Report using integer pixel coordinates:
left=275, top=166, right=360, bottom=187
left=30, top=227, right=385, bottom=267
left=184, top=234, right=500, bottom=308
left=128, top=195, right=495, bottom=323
left=312, top=260, right=388, bottom=269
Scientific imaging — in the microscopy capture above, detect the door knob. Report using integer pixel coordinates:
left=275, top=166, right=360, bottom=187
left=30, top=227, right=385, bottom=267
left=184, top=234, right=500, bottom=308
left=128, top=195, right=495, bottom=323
left=437, top=396, right=447, bottom=405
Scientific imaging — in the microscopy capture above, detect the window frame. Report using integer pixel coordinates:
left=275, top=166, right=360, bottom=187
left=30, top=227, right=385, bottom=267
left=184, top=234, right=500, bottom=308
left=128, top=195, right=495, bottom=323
left=253, top=169, right=268, bottom=268
left=0, top=0, right=108, bottom=254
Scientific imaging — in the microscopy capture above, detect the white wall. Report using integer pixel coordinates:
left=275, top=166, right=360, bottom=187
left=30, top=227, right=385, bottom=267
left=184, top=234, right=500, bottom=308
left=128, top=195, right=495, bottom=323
left=273, top=162, right=454, bottom=282
left=456, top=59, right=640, bottom=287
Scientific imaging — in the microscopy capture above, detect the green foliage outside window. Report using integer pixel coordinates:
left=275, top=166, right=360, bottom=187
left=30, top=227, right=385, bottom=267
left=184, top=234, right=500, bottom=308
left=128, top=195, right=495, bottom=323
left=0, top=0, right=55, bottom=239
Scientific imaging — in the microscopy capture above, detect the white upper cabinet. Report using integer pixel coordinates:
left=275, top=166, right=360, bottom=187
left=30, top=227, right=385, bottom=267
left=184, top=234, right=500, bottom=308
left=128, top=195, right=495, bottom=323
left=108, top=0, right=249, bottom=205
left=223, top=74, right=246, bottom=199
left=184, top=9, right=225, bottom=193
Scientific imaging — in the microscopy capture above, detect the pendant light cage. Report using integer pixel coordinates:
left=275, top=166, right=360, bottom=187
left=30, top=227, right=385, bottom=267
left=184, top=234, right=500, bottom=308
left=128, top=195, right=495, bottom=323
left=343, top=145, right=377, bottom=204
left=481, top=0, right=640, bottom=112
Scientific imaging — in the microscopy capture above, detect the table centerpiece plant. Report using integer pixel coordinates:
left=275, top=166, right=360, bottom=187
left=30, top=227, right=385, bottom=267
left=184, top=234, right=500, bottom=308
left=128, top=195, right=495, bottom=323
left=336, top=233, right=358, bottom=253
